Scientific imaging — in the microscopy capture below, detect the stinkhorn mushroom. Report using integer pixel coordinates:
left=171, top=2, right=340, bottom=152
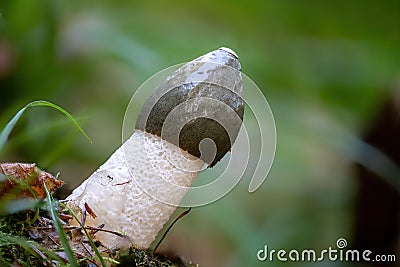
left=66, top=47, right=244, bottom=249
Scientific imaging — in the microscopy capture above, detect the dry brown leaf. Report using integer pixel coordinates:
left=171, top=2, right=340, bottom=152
left=0, top=163, right=64, bottom=198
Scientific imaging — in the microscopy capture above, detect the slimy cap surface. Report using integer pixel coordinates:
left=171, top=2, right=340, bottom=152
left=135, top=48, right=244, bottom=166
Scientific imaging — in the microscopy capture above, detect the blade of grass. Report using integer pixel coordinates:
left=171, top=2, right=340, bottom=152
left=0, top=198, right=39, bottom=215
left=26, top=101, right=92, bottom=143
left=0, top=100, right=92, bottom=153
left=0, top=231, right=64, bottom=263
left=44, top=183, right=79, bottom=267
left=61, top=203, right=107, bottom=267
left=0, top=107, right=26, bottom=152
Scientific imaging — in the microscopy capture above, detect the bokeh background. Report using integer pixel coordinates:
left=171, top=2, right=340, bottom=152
left=0, top=1, right=399, bottom=266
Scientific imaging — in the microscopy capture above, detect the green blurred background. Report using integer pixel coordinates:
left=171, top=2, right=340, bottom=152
left=0, top=1, right=399, bottom=266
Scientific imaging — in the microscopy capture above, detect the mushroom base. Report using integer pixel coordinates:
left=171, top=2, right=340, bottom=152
left=66, top=130, right=204, bottom=249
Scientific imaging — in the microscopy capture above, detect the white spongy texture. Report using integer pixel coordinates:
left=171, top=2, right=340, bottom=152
left=66, top=130, right=203, bottom=249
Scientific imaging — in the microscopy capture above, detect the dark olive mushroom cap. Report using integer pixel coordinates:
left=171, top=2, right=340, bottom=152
left=135, top=47, right=244, bottom=166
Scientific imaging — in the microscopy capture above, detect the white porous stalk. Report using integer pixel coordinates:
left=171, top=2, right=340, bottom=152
left=66, top=47, right=242, bottom=249
left=66, top=130, right=203, bottom=248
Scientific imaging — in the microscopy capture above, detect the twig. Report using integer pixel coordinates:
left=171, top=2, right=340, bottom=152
left=81, top=241, right=94, bottom=258
left=47, top=234, right=60, bottom=246
left=153, top=207, right=191, bottom=252
left=36, top=225, right=126, bottom=237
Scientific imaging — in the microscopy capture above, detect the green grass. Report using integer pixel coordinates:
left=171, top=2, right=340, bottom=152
left=0, top=100, right=92, bottom=154
left=43, top=183, right=79, bottom=267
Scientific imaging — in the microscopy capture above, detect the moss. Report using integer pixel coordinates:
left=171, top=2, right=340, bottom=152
left=0, top=210, right=46, bottom=267
left=118, top=247, right=198, bottom=267
left=0, top=206, right=197, bottom=267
